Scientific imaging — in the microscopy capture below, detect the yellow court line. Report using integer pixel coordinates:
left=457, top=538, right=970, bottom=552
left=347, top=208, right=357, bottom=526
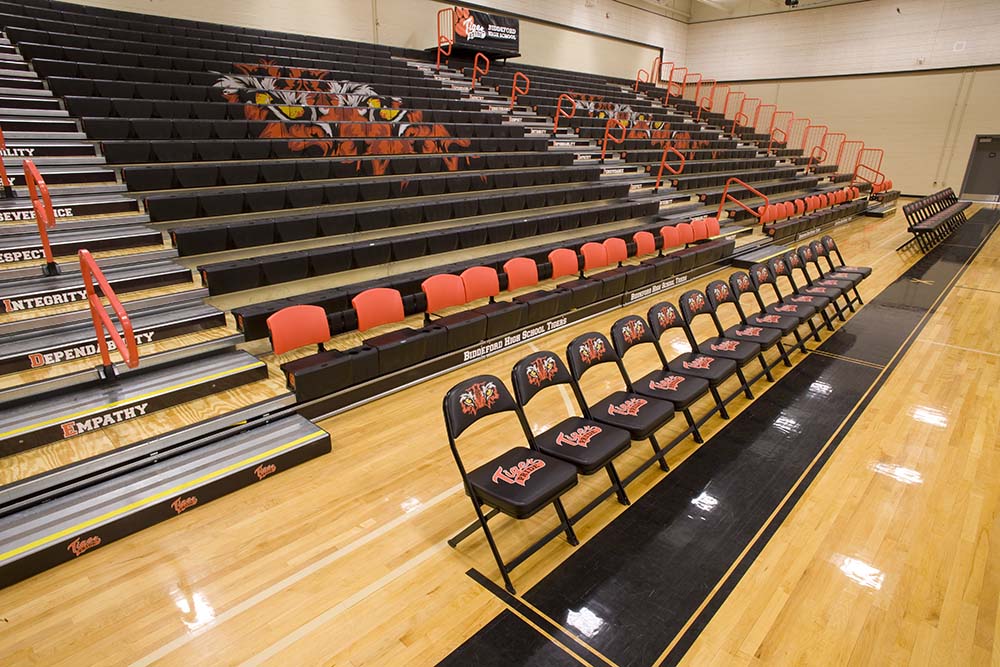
left=0, top=429, right=328, bottom=564
left=513, top=595, right=620, bottom=667
left=0, top=361, right=265, bottom=440
left=808, top=349, right=885, bottom=370
left=507, top=605, right=597, bottom=667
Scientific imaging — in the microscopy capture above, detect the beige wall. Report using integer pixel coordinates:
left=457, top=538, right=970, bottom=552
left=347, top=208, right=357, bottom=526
left=688, top=0, right=1000, bottom=81
left=60, top=0, right=672, bottom=81
left=732, top=67, right=1000, bottom=195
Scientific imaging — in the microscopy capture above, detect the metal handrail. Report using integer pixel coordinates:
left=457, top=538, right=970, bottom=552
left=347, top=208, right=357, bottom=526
left=651, top=57, right=662, bottom=84
left=553, top=93, right=576, bottom=133
left=653, top=145, right=686, bottom=193
left=471, top=52, right=490, bottom=89
left=436, top=7, right=454, bottom=72
left=767, top=127, right=788, bottom=154
left=22, top=159, right=60, bottom=276
left=731, top=112, right=749, bottom=138
left=836, top=140, right=865, bottom=172
left=716, top=177, right=770, bottom=221
left=509, top=72, right=530, bottom=110
left=0, top=126, right=12, bottom=197
left=79, top=249, right=139, bottom=378
left=806, top=145, right=828, bottom=173
left=753, top=103, right=776, bottom=130
left=634, top=68, right=650, bottom=92
left=722, top=90, right=744, bottom=119
left=600, top=118, right=627, bottom=162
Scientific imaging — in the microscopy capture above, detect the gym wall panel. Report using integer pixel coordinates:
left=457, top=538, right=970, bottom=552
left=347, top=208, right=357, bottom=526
left=688, top=0, right=1000, bottom=81
left=733, top=66, right=1000, bottom=195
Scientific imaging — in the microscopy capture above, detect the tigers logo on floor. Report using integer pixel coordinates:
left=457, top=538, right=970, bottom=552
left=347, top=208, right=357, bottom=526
left=460, top=381, right=500, bottom=416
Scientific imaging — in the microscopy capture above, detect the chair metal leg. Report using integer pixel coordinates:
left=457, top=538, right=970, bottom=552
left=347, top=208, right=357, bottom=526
left=777, top=340, right=792, bottom=367
left=553, top=499, right=579, bottom=546
left=683, top=407, right=704, bottom=443
left=736, top=366, right=754, bottom=399
left=807, top=317, right=823, bottom=341
left=759, top=352, right=775, bottom=381
left=469, top=499, right=516, bottom=594
left=649, top=433, right=670, bottom=472
left=710, top=385, right=729, bottom=419
left=606, top=463, right=630, bottom=505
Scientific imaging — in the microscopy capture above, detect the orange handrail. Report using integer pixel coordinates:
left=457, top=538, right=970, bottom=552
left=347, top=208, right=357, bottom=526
left=695, top=95, right=713, bottom=122
left=770, top=110, right=794, bottom=135
left=836, top=139, right=865, bottom=172
left=79, top=249, right=139, bottom=377
left=753, top=103, right=776, bottom=131
left=665, top=66, right=687, bottom=105
left=683, top=71, right=702, bottom=100
left=23, top=159, right=60, bottom=276
left=0, top=126, right=12, bottom=196
left=436, top=7, right=454, bottom=72
left=653, top=145, right=686, bottom=193
left=470, top=52, right=490, bottom=89
left=821, top=131, right=847, bottom=162
left=767, top=127, right=788, bottom=154
left=786, top=117, right=810, bottom=151
left=737, top=97, right=760, bottom=127
left=853, top=162, right=885, bottom=189
left=695, top=78, right=717, bottom=121
left=716, top=177, right=770, bottom=221
left=805, top=145, right=828, bottom=173
left=722, top=90, right=744, bottom=119
left=852, top=147, right=885, bottom=187
left=509, top=71, right=530, bottom=110
left=731, top=112, right=749, bottom=138
left=600, top=118, right=626, bottom=162
left=553, top=93, right=576, bottom=133
left=634, top=68, right=650, bottom=92
left=801, top=123, right=828, bottom=152
left=651, top=57, right=662, bottom=84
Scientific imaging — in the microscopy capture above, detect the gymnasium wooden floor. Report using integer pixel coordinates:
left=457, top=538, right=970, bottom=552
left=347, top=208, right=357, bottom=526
left=1, top=205, right=997, bottom=666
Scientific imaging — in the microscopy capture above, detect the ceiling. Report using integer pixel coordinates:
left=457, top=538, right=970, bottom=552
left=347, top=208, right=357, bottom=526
left=615, top=0, right=868, bottom=23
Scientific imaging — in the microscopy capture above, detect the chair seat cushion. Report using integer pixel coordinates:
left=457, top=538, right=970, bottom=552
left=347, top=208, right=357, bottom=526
left=467, top=447, right=578, bottom=519
left=697, top=337, right=762, bottom=363
left=666, top=353, right=737, bottom=386
left=799, top=285, right=841, bottom=300
left=747, top=312, right=800, bottom=333
left=814, top=277, right=854, bottom=291
left=633, top=370, right=710, bottom=410
left=534, top=417, right=631, bottom=474
left=823, top=271, right=862, bottom=286
left=722, top=323, right=783, bottom=347
left=590, top=391, right=674, bottom=439
left=836, top=265, right=871, bottom=278
left=765, top=301, right=817, bottom=319
left=787, top=292, right=831, bottom=309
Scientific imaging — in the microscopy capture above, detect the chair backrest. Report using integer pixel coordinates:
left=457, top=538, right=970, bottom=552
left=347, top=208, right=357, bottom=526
left=353, top=287, right=405, bottom=331
left=676, top=222, right=695, bottom=245
left=443, top=374, right=521, bottom=440
left=610, top=314, right=656, bottom=357
left=661, top=225, right=681, bottom=250
left=729, top=271, right=755, bottom=297
left=678, top=288, right=713, bottom=323
left=783, top=250, right=809, bottom=282
left=704, top=217, right=721, bottom=236
left=647, top=301, right=684, bottom=339
left=580, top=242, right=608, bottom=272
left=422, top=273, right=467, bottom=312
left=691, top=218, right=708, bottom=241
left=566, top=331, right=620, bottom=379
left=603, top=237, right=628, bottom=265
left=511, top=351, right=575, bottom=405
left=767, top=256, right=797, bottom=289
left=705, top=279, right=736, bottom=309
left=748, top=263, right=774, bottom=288
left=504, top=257, right=539, bottom=291
left=549, top=248, right=579, bottom=279
left=784, top=201, right=794, bottom=218
left=794, top=199, right=805, bottom=215
left=633, top=230, right=656, bottom=256
left=267, top=304, right=330, bottom=355
left=461, top=266, right=500, bottom=301
left=797, top=244, right=819, bottom=270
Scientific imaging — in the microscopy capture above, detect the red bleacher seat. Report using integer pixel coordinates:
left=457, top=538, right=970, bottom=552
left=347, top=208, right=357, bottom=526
left=267, top=304, right=330, bottom=355
left=353, top=287, right=405, bottom=331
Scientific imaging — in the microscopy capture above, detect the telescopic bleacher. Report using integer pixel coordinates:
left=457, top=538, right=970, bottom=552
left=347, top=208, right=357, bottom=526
left=0, top=0, right=883, bottom=587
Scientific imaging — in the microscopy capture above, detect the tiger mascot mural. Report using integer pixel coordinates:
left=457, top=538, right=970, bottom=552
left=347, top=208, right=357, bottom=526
left=215, top=62, right=473, bottom=175
left=567, top=92, right=699, bottom=150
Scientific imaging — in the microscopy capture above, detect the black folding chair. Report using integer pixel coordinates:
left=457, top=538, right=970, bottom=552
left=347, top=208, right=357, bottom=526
left=811, top=240, right=867, bottom=307
left=443, top=374, right=579, bottom=594
left=767, top=257, right=837, bottom=332
left=820, top=235, right=872, bottom=280
left=729, top=270, right=808, bottom=359
left=706, top=278, right=791, bottom=369
left=610, top=314, right=712, bottom=444
left=646, top=301, right=740, bottom=419
left=783, top=250, right=850, bottom=320
left=678, top=288, right=765, bottom=392
left=794, top=246, right=858, bottom=312
left=511, top=352, right=632, bottom=506
left=565, top=332, right=675, bottom=472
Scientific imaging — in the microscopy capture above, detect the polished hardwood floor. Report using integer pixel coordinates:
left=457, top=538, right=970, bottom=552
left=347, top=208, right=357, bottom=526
left=0, top=206, right=996, bottom=666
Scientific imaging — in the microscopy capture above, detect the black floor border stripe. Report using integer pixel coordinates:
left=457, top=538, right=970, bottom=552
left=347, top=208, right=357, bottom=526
left=466, top=568, right=616, bottom=667
left=656, top=211, right=1000, bottom=666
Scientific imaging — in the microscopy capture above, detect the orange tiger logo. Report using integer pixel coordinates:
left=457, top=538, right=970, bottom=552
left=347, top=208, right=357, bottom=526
left=526, top=356, right=559, bottom=386
left=620, top=319, right=646, bottom=344
left=578, top=337, right=607, bottom=365
left=459, top=381, right=500, bottom=416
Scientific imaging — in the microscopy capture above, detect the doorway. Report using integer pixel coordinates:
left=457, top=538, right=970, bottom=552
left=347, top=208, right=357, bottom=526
left=960, top=135, right=1000, bottom=202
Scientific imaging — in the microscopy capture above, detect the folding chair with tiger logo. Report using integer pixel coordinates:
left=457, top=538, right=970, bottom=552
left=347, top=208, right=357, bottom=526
left=728, top=270, right=810, bottom=359
left=748, top=262, right=825, bottom=343
left=511, top=352, right=632, bottom=506
left=443, top=374, right=579, bottom=594
left=565, top=332, right=676, bottom=472
left=786, top=249, right=853, bottom=320
left=767, top=256, right=837, bottom=333
left=609, top=314, right=713, bottom=444
left=705, top=279, right=792, bottom=371
left=678, top=289, right=763, bottom=396
left=645, top=301, right=740, bottom=419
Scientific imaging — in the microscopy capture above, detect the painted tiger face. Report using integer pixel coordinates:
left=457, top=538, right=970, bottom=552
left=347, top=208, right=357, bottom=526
left=736, top=274, right=751, bottom=291
left=459, top=381, right=500, bottom=416
left=620, top=318, right=646, bottom=344
left=656, top=305, right=678, bottom=329
left=712, top=284, right=729, bottom=302
left=526, top=356, right=559, bottom=387
left=687, top=292, right=706, bottom=313
left=578, top=338, right=607, bottom=365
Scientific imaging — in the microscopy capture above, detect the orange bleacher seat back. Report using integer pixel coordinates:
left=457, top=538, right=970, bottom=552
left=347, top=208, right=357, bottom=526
left=885, top=179, right=893, bottom=190
left=633, top=230, right=656, bottom=256
left=676, top=222, right=695, bottom=244
left=660, top=225, right=681, bottom=250
left=820, top=194, right=829, bottom=207
left=549, top=248, right=580, bottom=279
left=461, top=266, right=500, bottom=301
left=353, top=287, right=406, bottom=332
left=580, top=242, right=608, bottom=272
left=504, top=257, right=539, bottom=291
left=422, top=273, right=468, bottom=313
left=603, top=237, right=628, bottom=264
left=267, top=304, right=330, bottom=356
left=691, top=219, right=708, bottom=241
left=704, top=217, right=720, bottom=236
left=795, top=199, right=805, bottom=215
left=783, top=202, right=794, bottom=218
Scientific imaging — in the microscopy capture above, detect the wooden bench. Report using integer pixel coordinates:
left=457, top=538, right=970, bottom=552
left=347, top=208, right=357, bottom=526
left=898, top=188, right=970, bottom=252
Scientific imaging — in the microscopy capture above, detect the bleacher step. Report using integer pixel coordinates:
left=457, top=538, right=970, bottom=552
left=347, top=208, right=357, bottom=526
left=0, top=191, right=140, bottom=224
left=0, top=259, right=191, bottom=315
left=0, top=413, right=329, bottom=589
left=0, top=86, right=52, bottom=97
left=0, top=300, right=225, bottom=375
left=0, top=94, right=62, bottom=111
left=0, top=225, right=163, bottom=270
left=0, top=348, right=268, bottom=458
